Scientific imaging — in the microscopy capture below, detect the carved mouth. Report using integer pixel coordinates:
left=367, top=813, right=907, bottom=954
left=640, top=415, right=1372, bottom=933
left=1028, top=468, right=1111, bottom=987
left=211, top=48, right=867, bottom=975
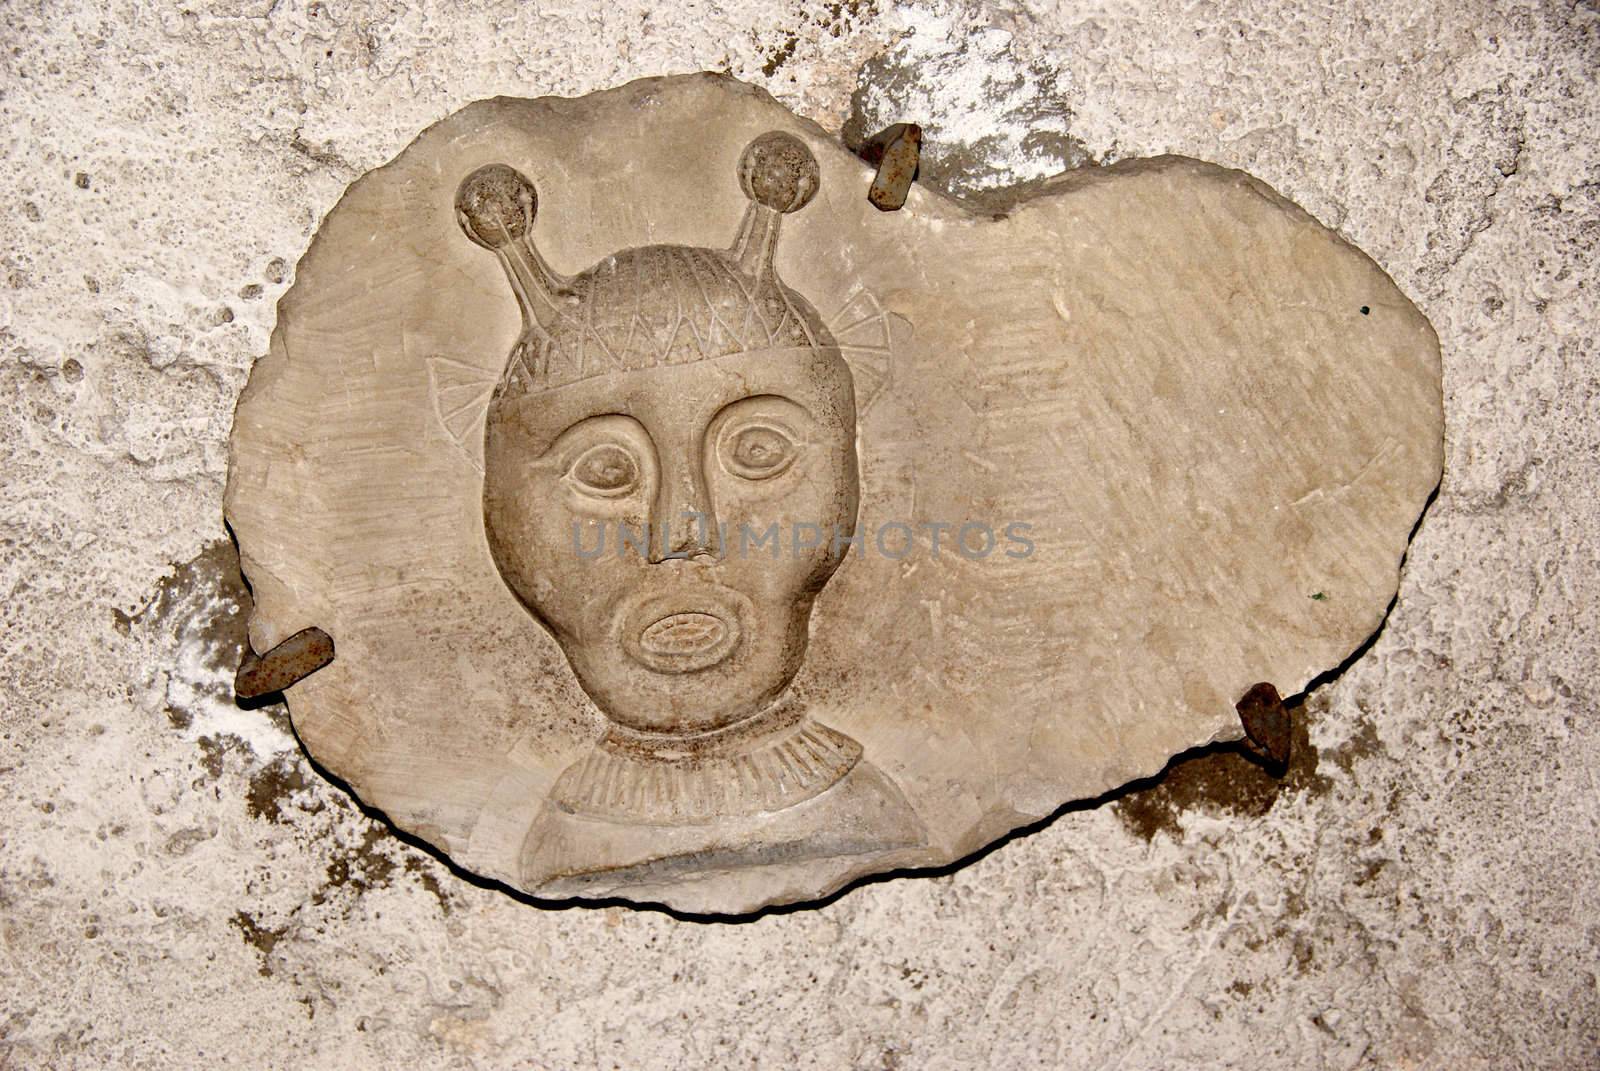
left=641, top=612, right=728, bottom=657
left=621, top=599, right=743, bottom=674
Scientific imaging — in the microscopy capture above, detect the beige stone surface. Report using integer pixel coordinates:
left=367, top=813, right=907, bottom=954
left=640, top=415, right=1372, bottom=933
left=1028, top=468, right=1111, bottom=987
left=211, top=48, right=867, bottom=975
left=226, top=75, right=1439, bottom=913
left=3, top=0, right=1597, bottom=1064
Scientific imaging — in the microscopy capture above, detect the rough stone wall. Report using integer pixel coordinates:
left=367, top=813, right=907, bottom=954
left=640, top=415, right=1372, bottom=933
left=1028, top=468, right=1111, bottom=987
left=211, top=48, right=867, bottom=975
left=2, top=0, right=1595, bottom=1066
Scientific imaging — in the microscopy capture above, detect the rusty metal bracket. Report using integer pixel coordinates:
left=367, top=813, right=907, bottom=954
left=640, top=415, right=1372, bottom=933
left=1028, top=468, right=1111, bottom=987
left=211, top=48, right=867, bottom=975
left=1236, top=681, right=1291, bottom=767
left=235, top=626, right=335, bottom=700
left=856, top=123, right=922, bottom=212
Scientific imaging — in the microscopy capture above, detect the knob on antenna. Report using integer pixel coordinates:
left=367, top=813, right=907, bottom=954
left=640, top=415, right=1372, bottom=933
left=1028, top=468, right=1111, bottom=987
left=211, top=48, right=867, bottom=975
left=454, top=163, right=538, bottom=250
left=738, top=131, right=819, bottom=214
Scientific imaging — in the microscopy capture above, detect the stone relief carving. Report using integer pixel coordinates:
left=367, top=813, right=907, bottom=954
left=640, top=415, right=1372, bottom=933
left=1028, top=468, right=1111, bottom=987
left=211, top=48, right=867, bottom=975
left=457, top=132, right=927, bottom=891
left=224, top=74, right=1443, bottom=914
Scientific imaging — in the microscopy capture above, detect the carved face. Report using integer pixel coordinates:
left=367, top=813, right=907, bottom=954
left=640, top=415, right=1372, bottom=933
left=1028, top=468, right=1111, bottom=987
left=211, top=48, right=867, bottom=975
left=483, top=346, right=859, bottom=735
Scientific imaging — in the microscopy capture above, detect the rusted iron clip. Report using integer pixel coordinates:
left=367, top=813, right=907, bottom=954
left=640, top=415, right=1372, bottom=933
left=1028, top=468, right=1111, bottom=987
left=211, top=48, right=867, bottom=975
left=1236, top=681, right=1292, bottom=767
left=857, top=123, right=922, bottom=212
left=235, top=626, right=336, bottom=700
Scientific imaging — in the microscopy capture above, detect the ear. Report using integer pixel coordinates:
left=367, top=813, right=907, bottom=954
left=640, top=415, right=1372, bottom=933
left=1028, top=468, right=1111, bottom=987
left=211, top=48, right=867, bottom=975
left=426, top=353, right=499, bottom=472
left=823, top=285, right=910, bottom=418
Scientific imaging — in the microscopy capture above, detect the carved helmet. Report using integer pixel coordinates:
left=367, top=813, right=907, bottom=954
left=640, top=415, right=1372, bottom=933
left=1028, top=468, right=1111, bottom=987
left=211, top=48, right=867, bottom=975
left=453, top=131, right=836, bottom=397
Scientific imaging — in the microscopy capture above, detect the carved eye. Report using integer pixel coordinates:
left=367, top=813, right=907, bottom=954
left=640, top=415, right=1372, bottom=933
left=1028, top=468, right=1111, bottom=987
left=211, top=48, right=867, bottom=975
left=569, top=443, right=639, bottom=496
left=724, top=424, right=797, bottom=480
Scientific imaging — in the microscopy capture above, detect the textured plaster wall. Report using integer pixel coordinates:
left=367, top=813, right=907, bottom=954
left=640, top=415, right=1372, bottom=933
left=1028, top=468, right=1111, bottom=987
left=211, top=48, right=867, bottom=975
left=1, top=0, right=1596, bottom=1067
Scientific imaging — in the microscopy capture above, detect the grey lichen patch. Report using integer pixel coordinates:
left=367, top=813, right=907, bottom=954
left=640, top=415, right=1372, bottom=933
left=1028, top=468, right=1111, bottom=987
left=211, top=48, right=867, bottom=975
left=245, top=754, right=314, bottom=824
left=761, top=32, right=799, bottom=79
left=317, top=827, right=398, bottom=899
left=230, top=910, right=287, bottom=977
left=224, top=813, right=455, bottom=982
left=118, top=542, right=460, bottom=930
left=1113, top=697, right=1333, bottom=842
left=759, top=0, right=879, bottom=79
left=404, top=856, right=454, bottom=915
left=843, top=5, right=1093, bottom=210
left=115, top=539, right=296, bottom=757
left=312, top=823, right=458, bottom=916
left=1325, top=720, right=1386, bottom=777
left=112, top=540, right=245, bottom=647
left=195, top=734, right=231, bottom=781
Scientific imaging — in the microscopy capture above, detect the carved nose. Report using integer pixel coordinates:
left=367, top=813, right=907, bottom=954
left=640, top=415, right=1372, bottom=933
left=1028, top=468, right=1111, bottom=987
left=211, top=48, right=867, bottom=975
left=649, top=462, right=718, bottom=564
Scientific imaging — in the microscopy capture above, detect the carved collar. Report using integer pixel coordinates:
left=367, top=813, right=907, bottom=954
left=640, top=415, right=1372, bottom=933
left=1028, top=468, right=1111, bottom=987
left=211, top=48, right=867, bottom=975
left=549, top=705, right=862, bottom=825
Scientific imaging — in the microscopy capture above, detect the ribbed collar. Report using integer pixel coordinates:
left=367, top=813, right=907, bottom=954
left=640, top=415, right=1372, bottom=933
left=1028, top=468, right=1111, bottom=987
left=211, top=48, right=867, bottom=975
left=549, top=702, right=862, bottom=825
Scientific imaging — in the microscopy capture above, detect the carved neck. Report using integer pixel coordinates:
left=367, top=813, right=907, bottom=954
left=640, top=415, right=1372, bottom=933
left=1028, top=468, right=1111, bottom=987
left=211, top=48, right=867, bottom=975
left=550, top=702, right=863, bottom=825
left=600, top=697, right=810, bottom=762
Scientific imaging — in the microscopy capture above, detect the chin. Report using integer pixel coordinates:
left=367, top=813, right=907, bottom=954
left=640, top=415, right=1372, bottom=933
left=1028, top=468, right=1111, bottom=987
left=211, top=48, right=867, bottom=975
left=571, top=661, right=796, bottom=735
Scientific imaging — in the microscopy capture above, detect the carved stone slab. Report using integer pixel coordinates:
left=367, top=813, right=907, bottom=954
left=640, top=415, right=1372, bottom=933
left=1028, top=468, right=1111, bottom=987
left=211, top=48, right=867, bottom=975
left=224, top=74, right=1442, bottom=914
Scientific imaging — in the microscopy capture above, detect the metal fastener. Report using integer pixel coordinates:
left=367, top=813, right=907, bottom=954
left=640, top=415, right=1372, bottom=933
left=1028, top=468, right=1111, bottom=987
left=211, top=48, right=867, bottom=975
left=1237, top=681, right=1291, bottom=767
left=235, top=627, right=335, bottom=699
left=856, top=123, right=922, bottom=212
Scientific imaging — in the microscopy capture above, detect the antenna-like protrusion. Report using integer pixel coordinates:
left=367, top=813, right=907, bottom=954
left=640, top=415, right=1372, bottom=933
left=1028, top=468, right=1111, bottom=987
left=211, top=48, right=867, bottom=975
left=732, top=131, right=819, bottom=281
left=455, top=164, right=572, bottom=336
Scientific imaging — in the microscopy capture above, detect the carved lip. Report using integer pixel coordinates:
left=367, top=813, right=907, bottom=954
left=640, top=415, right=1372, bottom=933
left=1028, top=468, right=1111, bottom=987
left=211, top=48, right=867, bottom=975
left=620, top=593, right=745, bottom=674
left=641, top=613, right=727, bottom=656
